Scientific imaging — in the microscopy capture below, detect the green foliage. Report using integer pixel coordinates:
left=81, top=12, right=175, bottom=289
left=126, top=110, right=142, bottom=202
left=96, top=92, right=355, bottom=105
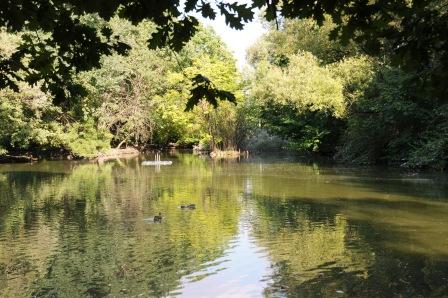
left=185, top=74, right=236, bottom=111
left=247, top=13, right=447, bottom=169
left=0, top=0, right=253, bottom=107
left=259, top=101, right=344, bottom=153
left=329, top=56, right=377, bottom=106
left=335, top=67, right=410, bottom=164
left=2, top=0, right=446, bottom=108
left=0, top=85, right=112, bottom=158
left=63, top=120, right=112, bottom=158
left=248, top=49, right=347, bottom=153
left=0, top=87, right=65, bottom=154
left=334, top=65, right=448, bottom=168
left=0, top=21, right=242, bottom=157
left=78, top=20, right=171, bottom=147
left=252, top=52, right=345, bottom=117
left=171, top=29, right=243, bottom=150
left=248, top=18, right=358, bottom=66
left=1, top=2, right=447, bottom=169
left=81, top=21, right=241, bottom=150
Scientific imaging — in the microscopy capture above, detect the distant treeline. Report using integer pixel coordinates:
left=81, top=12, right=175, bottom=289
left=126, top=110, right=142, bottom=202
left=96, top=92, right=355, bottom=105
left=245, top=18, right=447, bottom=170
left=0, top=15, right=446, bottom=169
left=0, top=18, right=242, bottom=158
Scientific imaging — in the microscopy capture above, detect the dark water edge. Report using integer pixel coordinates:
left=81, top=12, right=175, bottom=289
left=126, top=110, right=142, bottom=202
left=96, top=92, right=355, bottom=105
left=0, top=152, right=447, bottom=297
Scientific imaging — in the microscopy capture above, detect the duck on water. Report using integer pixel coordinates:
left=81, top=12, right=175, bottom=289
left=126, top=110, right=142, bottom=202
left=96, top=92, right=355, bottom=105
left=180, top=204, right=196, bottom=210
left=153, top=212, right=163, bottom=222
left=144, top=212, right=163, bottom=223
left=143, top=205, right=195, bottom=223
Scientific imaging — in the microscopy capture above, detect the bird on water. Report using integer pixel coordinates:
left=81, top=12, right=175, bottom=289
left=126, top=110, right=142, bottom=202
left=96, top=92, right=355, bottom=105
left=180, top=204, right=196, bottom=210
left=153, top=212, right=163, bottom=222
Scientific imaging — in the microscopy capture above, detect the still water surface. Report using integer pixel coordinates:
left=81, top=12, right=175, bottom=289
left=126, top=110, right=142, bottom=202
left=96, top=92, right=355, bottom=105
left=0, top=153, right=448, bottom=297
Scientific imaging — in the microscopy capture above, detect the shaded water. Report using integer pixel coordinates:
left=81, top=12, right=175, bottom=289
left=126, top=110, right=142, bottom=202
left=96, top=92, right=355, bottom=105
left=0, top=153, right=448, bottom=297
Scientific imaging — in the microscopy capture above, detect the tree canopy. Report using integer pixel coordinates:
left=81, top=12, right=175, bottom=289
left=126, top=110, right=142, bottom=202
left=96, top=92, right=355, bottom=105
left=244, top=15, right=447, bottom=168
left=0, top=20, right=242, bottom=157
left=1, top=0, right=447, bottom=106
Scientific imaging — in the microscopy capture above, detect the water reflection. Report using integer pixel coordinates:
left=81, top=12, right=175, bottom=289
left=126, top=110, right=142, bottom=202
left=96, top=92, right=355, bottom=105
left=0, top=153, right=447, bottom=297
left=174, top=222, right=272, bottom=297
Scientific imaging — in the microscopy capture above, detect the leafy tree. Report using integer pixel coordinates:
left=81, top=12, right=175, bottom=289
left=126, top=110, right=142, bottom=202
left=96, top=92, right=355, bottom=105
left=1, top=0, right=446, bottom=106
left=335, top=65, right=447, bottom=168
left=248, top=18, right=358, bottom=66
left=0, top=0, right=247, bottom=106
left=248, top=51, right=346, bottom=153
left=259, top=101, right=345, bottom=153
left=252, top=52, right=345, bottom=117
left=170, top=28, right=243, bottom=150
left=79, top=20, right=172, bottom=147
left=0, top=86, right=64, bottom=155
left=328, top=55, right=377, bottom=107
left=0, top=85, right=111, bottom=158
left=247, top=12, right=447, bottom=168
left=0, top=19, right=242, bottom=156
left=80, top=21, right=241, bottom=151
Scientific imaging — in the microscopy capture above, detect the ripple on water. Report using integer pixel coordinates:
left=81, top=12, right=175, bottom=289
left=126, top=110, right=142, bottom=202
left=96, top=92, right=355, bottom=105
left=1, top=156, right=448, bottom=297
left=172, top=224, right=273, bottom=297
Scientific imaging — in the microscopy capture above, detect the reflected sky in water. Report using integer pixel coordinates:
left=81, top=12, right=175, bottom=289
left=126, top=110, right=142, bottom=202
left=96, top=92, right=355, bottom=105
left=175, top=223, right=272, bottom=297
left=0, top=152, right=447, bottom=297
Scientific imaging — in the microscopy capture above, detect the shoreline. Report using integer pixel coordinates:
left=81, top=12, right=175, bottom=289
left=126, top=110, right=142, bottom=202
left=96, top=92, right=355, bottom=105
left=0, top=147, right=141, bottom=164
left=0, top=149, right=441, bottom=172
left=93, top=147, right=140, bottom=163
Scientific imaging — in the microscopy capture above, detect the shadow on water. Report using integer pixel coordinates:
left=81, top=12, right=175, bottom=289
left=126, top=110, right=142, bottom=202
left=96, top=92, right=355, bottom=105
left=0, top=153, right=447, bottom=297
left=251, top=194, right=448, bottom=297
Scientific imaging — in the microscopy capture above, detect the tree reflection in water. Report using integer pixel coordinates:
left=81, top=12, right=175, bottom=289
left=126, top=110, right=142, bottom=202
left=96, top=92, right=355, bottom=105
left=0, top=154, right=447, bottom=297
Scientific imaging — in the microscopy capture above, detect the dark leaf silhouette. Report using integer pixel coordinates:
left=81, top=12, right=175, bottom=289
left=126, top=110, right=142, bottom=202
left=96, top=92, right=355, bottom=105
left=0, top=0, right=447, bottom=107
left=200, top=2, right=217, bottom=19
left=185, top=74, right=237, bottom=111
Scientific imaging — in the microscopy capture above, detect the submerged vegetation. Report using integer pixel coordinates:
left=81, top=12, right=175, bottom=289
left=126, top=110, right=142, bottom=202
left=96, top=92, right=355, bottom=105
left=0, top=1, right=447, bottom=170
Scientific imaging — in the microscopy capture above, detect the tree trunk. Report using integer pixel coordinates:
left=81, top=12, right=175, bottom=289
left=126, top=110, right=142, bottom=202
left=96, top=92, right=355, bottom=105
left=116, top=139, right=127, bottom=149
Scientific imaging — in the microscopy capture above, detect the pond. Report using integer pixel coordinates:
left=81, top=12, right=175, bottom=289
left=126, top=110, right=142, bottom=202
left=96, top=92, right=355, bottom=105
left=1, top=152, right=448, bottom=297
